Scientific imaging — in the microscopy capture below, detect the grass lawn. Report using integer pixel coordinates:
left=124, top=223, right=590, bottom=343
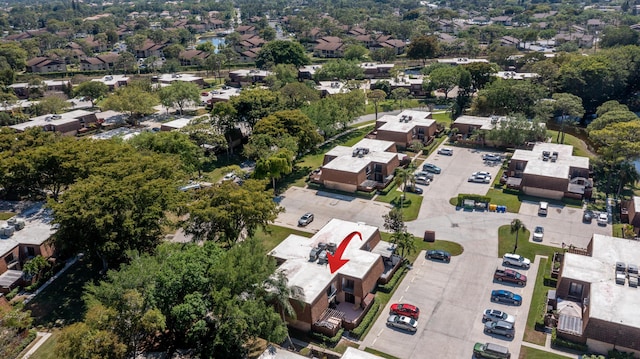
left=364, top=347, right=402, bottom=359
left=380, top=232, right=464, bottom=264
left=375, top=187, right=423, bottom=221
left=486, top=188, right=523, bottom=213
left=523, top=257, right=551, bottom=346
left=26, top=258, right=100, bottom=328
left=431, top=111, right=452, bottom=126
left=0, top=211, right=16, bottom=220
left=519, top=345, right=572, bottom=359
left=497, top=225, right=557, bottom=260
left=546, top=130, right=593, bottom=159
left=254, top=225, right=313, bottom=252
left=27, top=330, right=61, bottom=359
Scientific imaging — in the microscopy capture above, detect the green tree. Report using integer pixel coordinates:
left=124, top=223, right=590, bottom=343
left=370, top=47, right=396, bottom=63
left=130, top=131, right=203, bottom=175
left=73, top=81, right=108, bottom=106
left=0, top=43, right=28, bottom=71
left=253, top=109, right=323, bottom=156
left=424, top=66, right=461, bottom=100
left=407, top=35, right=439, bottom=65
left=163, top=43, right=185, bottom=60
left=393, top=230, right=416, bottom=258
left=313, top=59, right=365, bottom=81
left=589, top=120, right=640, bottom=161
left=101, top=85, right=159, bottom=123
left=463, top=62, right=497, bottom=91
left=383, top=207, right=406, bottom=233
left=279, top=82, right=320, bottom=108
left=600, top=27, right=639, bottom=48
left=538, top=93, right=584, bottom=144
left=49, top=150, right=181, bottom=272
left=211, top=101, right=239, bottom=155
left=157, top=81, right=200, bottom=115
left=343, top=44, right=368, bottom=61
left=265, top=63, right=298, bottom=89
left=55, top=322, right=127, bottom=359
left=229, top=88, right=284, bottom=129
left=391, top=88, right=411, bottom=109
left=255, top=40, right=309, bottom=69
left=367, top=89, right=387, bottom=120
left=487, top=115, right=547, bottom=147
left=115, top=51, right=137, bottom=74
left=473, top=79, right=546, bottom=117
left=595, top=100, right=630, bottom=117
left=587, top=110, right=638, bottom=132
left=255, top=148, right=294, bottom=195
left=34, top=95, right=70, bottom=115
left=182, top=180, right=283, bottom=246
left=510, top=219, right=526, bottom=253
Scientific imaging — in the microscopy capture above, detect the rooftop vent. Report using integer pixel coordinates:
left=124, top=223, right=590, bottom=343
left=542, top=151, right=550, bottom=161
left=616, top=261, right=626, bottom=274
left=309, top=247, right=322, bottom=262
left=0, top=224, right=14, bottom=237
left=327, top=242, right=337, bottom=254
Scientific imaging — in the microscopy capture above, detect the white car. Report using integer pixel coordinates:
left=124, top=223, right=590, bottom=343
left=533, top=226, right=544, bottom=241
left=472, top=171, right=491, bottom=178
left=415, top=176, right=431, bottom=185
left=437, top=148, right=453, bottom=156
left=386, top=315, right=418, bottom=332
left=502, top=253, right=531, bottom=269
left=482, top=309, right=516, bottom=324
left=598, top=213, right=608, bottom=226
left=468, top=175, right=491, bottom=183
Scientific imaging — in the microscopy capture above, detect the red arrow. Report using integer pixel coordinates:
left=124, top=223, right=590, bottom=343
left=327, top=231, right=362, bottom=274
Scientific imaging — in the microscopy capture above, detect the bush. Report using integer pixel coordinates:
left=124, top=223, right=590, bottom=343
left=608, top=349, right=636, bottom=359
left=350, top=298, right=380, bottom=340
left=379, top=267, right=407, bottom=293
left=309, top=328, right=344, bottom=346
left=5, top=287, right=19, bottom=301
left=543, top=276, right=558, bottom=287
left=551, top=328, right=588, bottom=352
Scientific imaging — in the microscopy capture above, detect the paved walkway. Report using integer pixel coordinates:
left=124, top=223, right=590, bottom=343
left=20, top=332, right=52, bottom=359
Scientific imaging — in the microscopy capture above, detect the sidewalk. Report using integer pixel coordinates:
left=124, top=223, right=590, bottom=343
left=20, top=332, right=52, bottom=359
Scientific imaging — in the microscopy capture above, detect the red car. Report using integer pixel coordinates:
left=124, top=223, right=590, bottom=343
left=389, top=303, right=420, bottom=319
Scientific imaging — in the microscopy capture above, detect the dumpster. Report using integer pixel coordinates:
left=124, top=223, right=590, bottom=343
left=489, top=204, right=497, bottom=212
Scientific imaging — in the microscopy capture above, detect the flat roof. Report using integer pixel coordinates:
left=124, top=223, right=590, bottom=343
left=230, top=69, right=272, bottom=77
left=269, top=219, right=381, bottom=305
left=562, top=234, right=640, bottom=330
left=377, top=109, right=434, bottom=133
left=342, top=347, right=384, bottom=359
left=9, top=109, right=93, bottom=131
left=495, top=71, right=538, bottom=80
left=453, top=115, right=499, bottom=130
left=371, top=76, right=423, bottom=87
left=162, top=117, right=192, bottom=129
left=91, top=75, right=129, bottom=86
left=0, top=202, right=55, bottom=256
left=210, top=88, right=241, bottom=102
left=437, top=58, right=489, bottom=65
left=512, top=143, right=589, bottom=179
left=323, top=138, right=397, bottom=173
left=317, top=81, right=348, bottom=95
left=157, top=73, right=203, bottom=82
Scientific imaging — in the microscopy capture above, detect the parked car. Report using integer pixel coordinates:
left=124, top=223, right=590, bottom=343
left=472, top=171, right=491, bottom=177
left=414, top=176, right=431, bottom=185
left=483, top=153, right=502, bottom=162
left=422, top=163, right=442, bottom=174
left=426, top=249, right=451, bottom=262
left=415, top=171, right=435, bottom=179
left=494, top=268, right=527, bottom=286
left=437, top=148, right=453, bottom=156
left=469, top=175, right=491, bottom=183
left=484, top=320, right=515, bottom=338
left=583, top=209, right=594, bottom=223
left=386, top=315, right=418, bottom=332
left=533, top=226, right=544, bottom=241
left=298, top=213, right=314, bottom=226
left=490, top=290, right=522, bottom=305
left=598, top=213, right=608, bottom=226
left=390, top=303, right=420, bottom=319
left=482, top=309, right=515, bottom=324
left=502, top=253, right=531, bottom=269
left=405, top=185, right=423, bottom=194
left=473, top=342, right=511, bottom=359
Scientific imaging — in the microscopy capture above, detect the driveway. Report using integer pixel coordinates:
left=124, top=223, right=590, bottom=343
left=361, top=250, right=538, bottom=359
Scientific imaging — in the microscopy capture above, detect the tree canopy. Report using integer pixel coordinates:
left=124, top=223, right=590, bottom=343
left=255, top=40, right=309, bottom=69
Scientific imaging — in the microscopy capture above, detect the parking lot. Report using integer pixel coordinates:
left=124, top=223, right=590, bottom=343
left=361, top=250, right=538, bottom=359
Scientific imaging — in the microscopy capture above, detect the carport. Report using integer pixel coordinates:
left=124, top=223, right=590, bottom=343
left=0, top=270, right=23, bottom=293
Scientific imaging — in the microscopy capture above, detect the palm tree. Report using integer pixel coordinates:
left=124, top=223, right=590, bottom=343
left=510, top=219, right=526, bottom=253
left=393, top=230, right=417, bottom=258
left=266, top=271, right=296, bottom=348
left=394, top=163, right=417, bottom=209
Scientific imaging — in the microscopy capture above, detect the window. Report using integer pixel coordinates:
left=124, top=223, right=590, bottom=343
left=515, top=161, right=525, bottom=171
left=569, top=282, right=583, bottom=298
left=344, top=292, right=355, bottom=304
left=342, top=278, right=354, bottom=293
left=4, top=253, right=14, bottom=265
left=27, top=247, right=35, bottom=257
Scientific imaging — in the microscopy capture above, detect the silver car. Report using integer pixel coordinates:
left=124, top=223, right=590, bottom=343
left=484, top=320, right=515, bottom=338
left=386, top=315, right=418, bottom=332
left=482, top=309, right=516, bottom=324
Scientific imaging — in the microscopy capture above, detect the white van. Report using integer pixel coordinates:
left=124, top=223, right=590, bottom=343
left=538, top=201, right=548, bottom=216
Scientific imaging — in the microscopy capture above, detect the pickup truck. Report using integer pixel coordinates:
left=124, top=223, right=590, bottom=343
left=494, top=268, right=527, bottom=286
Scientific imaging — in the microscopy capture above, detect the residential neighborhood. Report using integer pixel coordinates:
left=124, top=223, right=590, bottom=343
left=0, top=0, right=640, bottom=358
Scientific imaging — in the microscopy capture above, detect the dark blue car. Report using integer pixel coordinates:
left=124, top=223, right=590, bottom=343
left=490, top=290, right=522, bottom=306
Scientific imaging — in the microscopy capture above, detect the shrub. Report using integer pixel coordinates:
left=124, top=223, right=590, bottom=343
left=5, top=287, right=19, bottom=301
left=543, top=276, right=558, bottom=287
left=379, top=267, right=407, bottom=293
left=608, top=349, right=636, bottom=359
left=350, top=298, right=380, bottom=340
left=551, top=328, right=588, bottom=352
left=309, top=328, right=344, bottom=346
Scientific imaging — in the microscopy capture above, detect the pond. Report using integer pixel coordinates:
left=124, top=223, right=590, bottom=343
left=196, top=37, right=225, bottom=53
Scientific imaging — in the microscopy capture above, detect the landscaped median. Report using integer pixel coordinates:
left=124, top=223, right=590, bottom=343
left=375, top=185, right=423, bottom=221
